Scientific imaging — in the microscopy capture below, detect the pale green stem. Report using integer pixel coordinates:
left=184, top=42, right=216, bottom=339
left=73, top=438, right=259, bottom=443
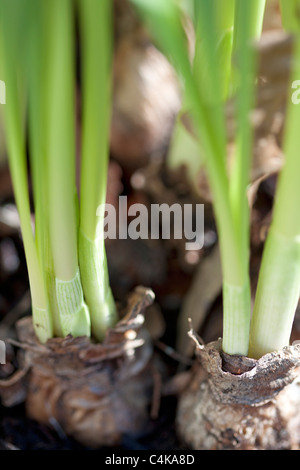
left=193, top=0, right=252, bottom=355
left=45, top=0, right=90, bottom=337
left=55, top=268, right=91, bottom=337
left=249, top=34, right=300, bottom=358
left=0, top=0, right=52, bottom=342
left=222, top=281, right=251, bottom=355
left=232, top=0, right=266, bottom=52
left=222, top=0, right=265, bottom=355
left=78, top=232, right=116, bottom=341
left=193, top=0, right=235, bottom=100
left=249, top=230, right=300, bottom=359
left=78, top=0, right=117, bottom=339
left=46, top=1, right=78, bottom=282
left=210, top=0, right=235, bottom=100
left=229, top=0, right=265, bottom=279
left=167, top=0, right=234, bottom=175
left=26, top=1, right=62, bottom=335
left=131, top=0, right=251, bottom=355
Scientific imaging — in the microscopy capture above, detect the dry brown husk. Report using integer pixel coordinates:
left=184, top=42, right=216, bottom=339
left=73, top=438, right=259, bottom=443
left=0, top=286, right=156, bottom=448
left=177, top=331, right=300, bottom=450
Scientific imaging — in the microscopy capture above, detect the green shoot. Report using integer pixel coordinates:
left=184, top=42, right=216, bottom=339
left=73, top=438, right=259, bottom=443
left=168, top=0, right=235, bottom=176
left=230, top=0, right=266, bottom=93
left=25, top=0, right=62, bottom=337
left=194, top=0, right=235, bottom=101
left=248, top=31, right=300, bottom=358
left=131, top=0, right=265, bottom=355
left=44, top=0, right=90, bottom=338
left=0, top=0, right=52, bottom=342
left=224, top=0, right=265, bottom=354
left=0, top=0, right=120, bottom=343
left=3, top=0, right=299, bottom=362
left=77, top=0, right=117, bottom=341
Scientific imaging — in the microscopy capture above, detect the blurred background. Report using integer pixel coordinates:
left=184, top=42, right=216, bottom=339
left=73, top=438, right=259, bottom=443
left=0, top=0, right=300, bottom=450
